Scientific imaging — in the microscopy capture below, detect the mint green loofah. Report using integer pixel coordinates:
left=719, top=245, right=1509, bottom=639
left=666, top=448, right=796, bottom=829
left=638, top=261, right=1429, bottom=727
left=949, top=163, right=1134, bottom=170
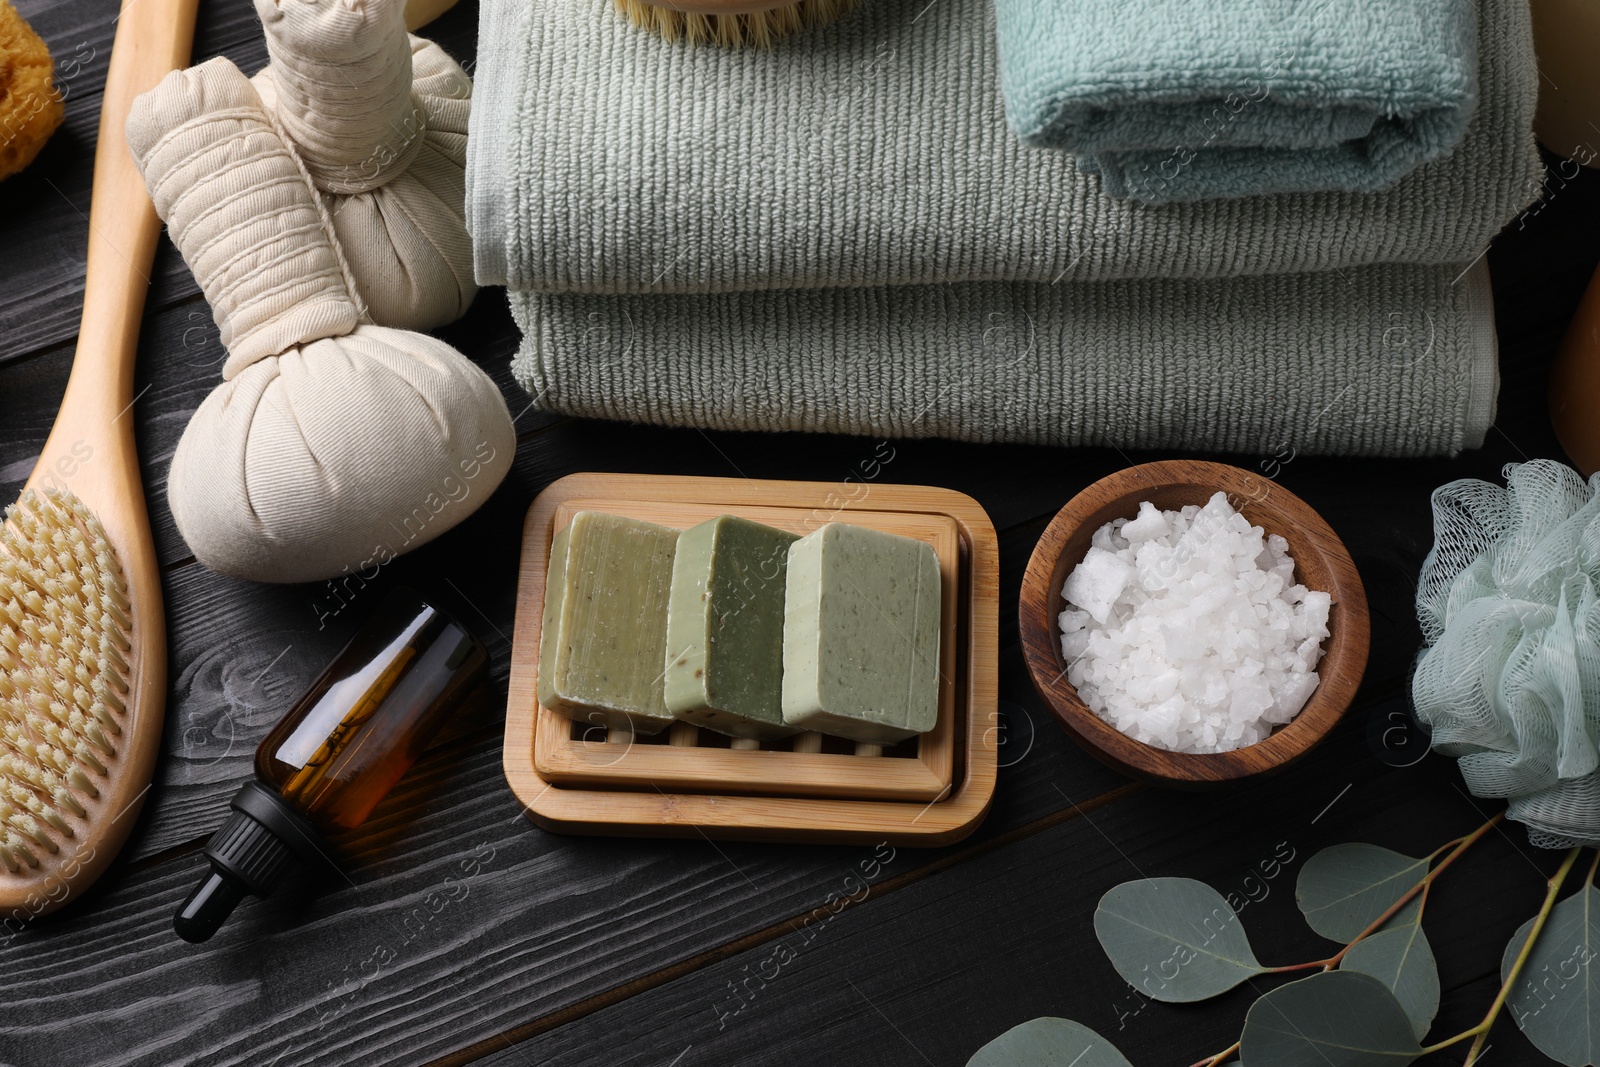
left=1413, top=460, right=1600, bottom=849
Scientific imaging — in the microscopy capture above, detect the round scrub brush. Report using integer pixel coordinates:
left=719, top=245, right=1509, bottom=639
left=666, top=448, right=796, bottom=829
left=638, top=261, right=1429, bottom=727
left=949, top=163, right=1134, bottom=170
left=614, top=0, right=856, bottom=47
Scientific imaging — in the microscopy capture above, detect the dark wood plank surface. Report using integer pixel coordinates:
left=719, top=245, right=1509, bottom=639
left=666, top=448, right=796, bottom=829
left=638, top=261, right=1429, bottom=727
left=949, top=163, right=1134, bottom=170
left=0, top=0, right=271, bottom=364
left=483, top=735, right=1556, bottom=1067
left=0, top=0, right=1595, bottom=1064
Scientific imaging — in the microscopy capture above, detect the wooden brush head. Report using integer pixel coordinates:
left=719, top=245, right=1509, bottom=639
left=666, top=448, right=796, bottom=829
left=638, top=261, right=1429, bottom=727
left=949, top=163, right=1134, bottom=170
left=0, top=491, right=138, bottom=897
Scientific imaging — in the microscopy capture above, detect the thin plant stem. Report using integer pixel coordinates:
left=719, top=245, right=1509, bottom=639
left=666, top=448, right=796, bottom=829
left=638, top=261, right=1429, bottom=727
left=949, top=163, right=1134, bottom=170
left=1458, top=846, right=1584, bottom=1064
left=1185, top=1040, right=1239, bottom=1067
left=1189, top=815, right=1508, bottom=1066
left=1420, top=848, right=1589, bottom=1059
left=1418, top=846, right=1585, bottom=1063
left=1178, top=820, right=1583, bottom=1067
left=1268, top=812, right=1505, bottom=974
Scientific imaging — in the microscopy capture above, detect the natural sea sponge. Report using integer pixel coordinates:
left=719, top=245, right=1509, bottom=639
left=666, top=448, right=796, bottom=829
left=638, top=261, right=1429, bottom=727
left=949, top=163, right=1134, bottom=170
left=127, top=58, right=513, bottom=583
left=0, top=0, right=64, bottom=180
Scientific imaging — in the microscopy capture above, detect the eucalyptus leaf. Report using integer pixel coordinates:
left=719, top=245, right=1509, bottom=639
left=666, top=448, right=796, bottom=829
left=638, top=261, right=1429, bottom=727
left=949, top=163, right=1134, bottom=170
left=1240, top=971, right=1424, bottom=1066
left=1094, top=877, right=1266, bottom=1003
left=1502, top=884, right=1600, bottom=1066
left=1341, top=925, right=1440, bottom=1040
left=1297, top=844, right=1427, bottom=941
left=966, top=1018, right=1133, bottom=1067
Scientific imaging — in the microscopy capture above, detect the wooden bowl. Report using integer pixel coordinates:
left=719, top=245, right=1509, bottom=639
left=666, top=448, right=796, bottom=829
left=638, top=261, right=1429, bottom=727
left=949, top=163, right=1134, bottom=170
left=1019, top=460, right=1370, bottom=788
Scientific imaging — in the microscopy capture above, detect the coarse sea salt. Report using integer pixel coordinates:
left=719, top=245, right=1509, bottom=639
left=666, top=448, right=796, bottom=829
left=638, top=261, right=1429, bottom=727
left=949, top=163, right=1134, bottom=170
left=1058, top=492, right=1331, bottom=754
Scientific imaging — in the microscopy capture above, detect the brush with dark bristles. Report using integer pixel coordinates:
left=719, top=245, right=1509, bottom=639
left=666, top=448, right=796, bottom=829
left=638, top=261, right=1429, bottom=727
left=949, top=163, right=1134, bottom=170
left=0, top=0, right=194, bottom=919
left=614, top=0, right=856, bottom=47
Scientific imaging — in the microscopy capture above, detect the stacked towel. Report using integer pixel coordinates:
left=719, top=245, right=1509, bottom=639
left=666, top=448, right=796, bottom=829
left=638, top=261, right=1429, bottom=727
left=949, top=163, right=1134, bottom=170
left=994, top=0, right=1481, bottom=203
left=512, top=263, right=1499, bottom=456
left=469, top=0, right=1535, bottom=293
left=467, top=0, right=1542, bottom=457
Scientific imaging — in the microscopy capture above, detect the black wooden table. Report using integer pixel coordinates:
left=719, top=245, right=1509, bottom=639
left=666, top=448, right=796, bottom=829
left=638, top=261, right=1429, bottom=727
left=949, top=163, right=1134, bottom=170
left=1, top=3, right=1595, bottom=1065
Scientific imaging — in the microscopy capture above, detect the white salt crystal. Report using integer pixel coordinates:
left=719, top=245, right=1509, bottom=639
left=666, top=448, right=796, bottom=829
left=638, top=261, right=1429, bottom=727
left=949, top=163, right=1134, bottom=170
left=1271, top=672, right=1320, bottom=723
left=1122, top=501, right=1171, bottom=543
left=1302, top=590, right=1332, bottom=630
left=1230, top=679, right=1272, bottom=718
left=1162, top=625, right=1204, bottom=662
left=1057, top=492, right=1333, bottom=754
left=1061, top=547, right=1133, bottom=625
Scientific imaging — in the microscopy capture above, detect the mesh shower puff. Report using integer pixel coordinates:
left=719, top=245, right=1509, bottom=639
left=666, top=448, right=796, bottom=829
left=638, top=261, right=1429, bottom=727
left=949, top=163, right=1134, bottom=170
left=251, top=0, right=475, bottom=331
left=1413, top=459, right=1600, bottom=849
left=127, top=58, right=513, bottom=583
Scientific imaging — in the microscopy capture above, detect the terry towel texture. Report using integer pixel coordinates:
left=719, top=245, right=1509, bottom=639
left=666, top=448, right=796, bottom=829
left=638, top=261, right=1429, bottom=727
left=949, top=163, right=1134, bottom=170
left=512, top=261, right=1501, bottom=457
left=469, top=0, right=1538, bottom=294
left=468, top=0, right=1540, bottom=457
left=994, top=0, right=1480, bottom=203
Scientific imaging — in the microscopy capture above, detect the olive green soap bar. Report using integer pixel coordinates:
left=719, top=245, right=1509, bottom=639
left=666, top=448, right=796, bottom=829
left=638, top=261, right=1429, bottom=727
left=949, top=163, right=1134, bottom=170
left=781, top=523, right=941, bottom=745
left=664, top=515, right=799, bottom=741
left=537, top=511, right=679, bottom=734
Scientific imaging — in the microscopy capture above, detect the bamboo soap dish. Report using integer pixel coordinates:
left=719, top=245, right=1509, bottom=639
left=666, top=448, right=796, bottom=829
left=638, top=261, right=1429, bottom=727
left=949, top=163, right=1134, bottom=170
left=537, top=500, right=960, bottom=801
left=503, top=473, right=1000, bottom=846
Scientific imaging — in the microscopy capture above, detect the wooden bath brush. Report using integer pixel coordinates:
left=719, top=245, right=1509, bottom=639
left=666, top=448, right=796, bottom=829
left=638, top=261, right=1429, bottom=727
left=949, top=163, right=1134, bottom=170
left=0, top=0, right=195, bottom=918
left=614, top=0, right=857, bottom=47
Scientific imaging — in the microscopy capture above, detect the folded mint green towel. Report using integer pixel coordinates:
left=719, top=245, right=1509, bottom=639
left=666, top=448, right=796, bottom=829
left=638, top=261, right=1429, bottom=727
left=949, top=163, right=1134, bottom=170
left=996, top=0, right=1479, bottom=202
left=469, top=0, right=1536, bottom=294
left=510, top=261, right=1501, bottom=458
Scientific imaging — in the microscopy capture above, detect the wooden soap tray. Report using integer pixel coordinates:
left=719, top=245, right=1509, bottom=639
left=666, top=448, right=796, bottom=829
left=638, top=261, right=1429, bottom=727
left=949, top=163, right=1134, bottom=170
left=503, top=473, right=999, bottom=846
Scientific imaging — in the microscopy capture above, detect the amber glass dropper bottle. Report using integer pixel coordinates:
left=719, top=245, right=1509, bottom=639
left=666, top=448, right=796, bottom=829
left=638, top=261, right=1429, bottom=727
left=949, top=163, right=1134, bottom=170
left=174, top=587, right=488, bottom=942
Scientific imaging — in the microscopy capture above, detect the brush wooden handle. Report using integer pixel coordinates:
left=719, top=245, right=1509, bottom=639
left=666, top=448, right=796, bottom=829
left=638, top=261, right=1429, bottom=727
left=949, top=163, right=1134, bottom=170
left=37, top=0, right=199, bottom=455
left=6, top=0, right=197, bottom=919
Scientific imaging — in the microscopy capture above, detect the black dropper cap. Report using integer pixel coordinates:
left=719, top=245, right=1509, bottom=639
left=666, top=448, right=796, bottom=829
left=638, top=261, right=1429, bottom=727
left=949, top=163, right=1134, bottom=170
left=174, top=780, right=329, bottom=943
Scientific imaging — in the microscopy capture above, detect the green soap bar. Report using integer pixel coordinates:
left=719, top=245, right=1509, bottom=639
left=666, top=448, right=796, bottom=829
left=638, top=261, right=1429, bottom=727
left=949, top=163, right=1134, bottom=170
left=663, top=515, right=799, bottom=741
left=781, top=523, right=941, bottom=745
left=537, top=511, right=679, bottom=734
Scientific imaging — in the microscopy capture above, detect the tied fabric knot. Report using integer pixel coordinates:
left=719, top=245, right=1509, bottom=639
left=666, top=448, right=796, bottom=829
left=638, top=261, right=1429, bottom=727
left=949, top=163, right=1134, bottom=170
left=127, top=49, right=513, bottom=584
left=253, top=0, right=476, bottom=330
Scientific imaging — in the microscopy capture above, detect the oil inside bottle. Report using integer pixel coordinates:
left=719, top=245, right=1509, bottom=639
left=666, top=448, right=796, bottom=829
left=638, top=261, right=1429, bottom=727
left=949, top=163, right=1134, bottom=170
left=258, top=594, right=484, bottom=831
left=174, top=588, right=487, bottom=943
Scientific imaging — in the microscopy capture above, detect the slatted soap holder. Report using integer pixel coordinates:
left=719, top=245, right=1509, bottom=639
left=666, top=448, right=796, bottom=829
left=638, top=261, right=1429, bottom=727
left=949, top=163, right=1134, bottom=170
left=533, top=499, right=959, bottom=802
left=503, top=473, right=1000, bottom=846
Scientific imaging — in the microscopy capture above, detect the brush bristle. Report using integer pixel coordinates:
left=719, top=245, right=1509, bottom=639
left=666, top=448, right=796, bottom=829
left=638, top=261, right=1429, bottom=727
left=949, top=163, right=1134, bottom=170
left=0, top=489, right=130, bottom=875
left=613, top=0, right=856, bottom=47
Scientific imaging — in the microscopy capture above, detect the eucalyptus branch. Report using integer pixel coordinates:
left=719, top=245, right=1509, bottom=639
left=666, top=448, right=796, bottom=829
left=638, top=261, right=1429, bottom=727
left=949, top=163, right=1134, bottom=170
left=1183, top=813, right=1507, bottom=1067
left=1445, top=846, right=1585, bottom=1065
left=1268, top=812, right=1505, bottom=975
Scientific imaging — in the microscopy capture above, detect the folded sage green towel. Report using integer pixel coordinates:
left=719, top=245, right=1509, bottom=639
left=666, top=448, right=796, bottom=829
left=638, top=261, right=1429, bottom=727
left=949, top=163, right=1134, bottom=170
left=468, top=0, right=1538, bottom=294
left=995, top=0, right=1479, bottom=203
left=510, top=261, right=1500, bottom=457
